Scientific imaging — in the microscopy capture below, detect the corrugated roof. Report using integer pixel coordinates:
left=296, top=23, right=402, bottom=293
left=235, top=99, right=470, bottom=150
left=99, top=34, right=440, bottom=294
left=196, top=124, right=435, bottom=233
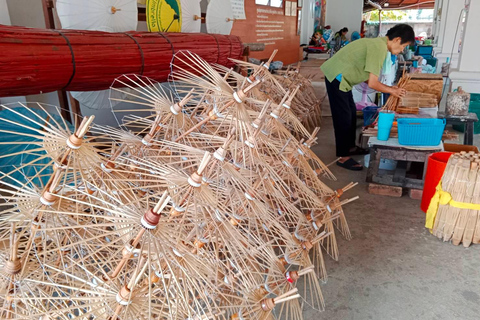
left=364, top=0, right=435, bottom=12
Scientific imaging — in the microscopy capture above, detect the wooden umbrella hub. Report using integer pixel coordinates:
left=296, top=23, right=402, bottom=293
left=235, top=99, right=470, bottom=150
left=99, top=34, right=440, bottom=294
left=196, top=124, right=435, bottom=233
left=40, top=190, right=57, bottom=206
left=285, top=270, right=299, bottom=283
left=260, top=298, right=275, bottom=311
left=251, top=117, right=263, bottom=129
left=101, top=160, right=116, bottom=173
left=193, top=238, right=207, bottom=249
left=213, top=147, right=227, bottom=162
left=188, top=171, right=203, bottom=187
left=246, top=74, right=259, bottom=84
left=66, top=134, right=83, bottom=150
left=233, top=89, right=247, bottom=104
left=312, top=219, right=323, bottom=231
left=141, top=208, right=161, bottom=229
left=4, top=260, right=21, bottom=275
left=335, top=189, right=344, bottom=197
left=229, top=217, right=240, bottom=227
left=245, top=135, right=257, bottom=148
left=170, top=205, right=186, bottom=216
left=142, top=133, right=154, bottom=146
left=111, top=6, right=121, bottom=14
left=301, top=240, right=313, bottom=251
left=170, top=103, right=182, bottom=115
left=115, top=285, right=132, bottom=306
left=208, top=109, right=219, bottom=120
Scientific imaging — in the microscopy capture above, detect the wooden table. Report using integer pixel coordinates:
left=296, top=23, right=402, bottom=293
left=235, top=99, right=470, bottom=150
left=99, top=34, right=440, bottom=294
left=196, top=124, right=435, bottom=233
left=366, top=137, right=443, bottom=190
left=437, top=112, right=478, bottom=145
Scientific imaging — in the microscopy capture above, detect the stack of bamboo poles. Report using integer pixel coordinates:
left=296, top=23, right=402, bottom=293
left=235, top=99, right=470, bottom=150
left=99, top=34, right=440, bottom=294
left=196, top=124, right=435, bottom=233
left=382, top=73, right=412, bottom=112
left=429, top=152, right=480, bottom=247
left=0, top=50, right=357, bottom=319
left=396, top=92, right=439, bottom=114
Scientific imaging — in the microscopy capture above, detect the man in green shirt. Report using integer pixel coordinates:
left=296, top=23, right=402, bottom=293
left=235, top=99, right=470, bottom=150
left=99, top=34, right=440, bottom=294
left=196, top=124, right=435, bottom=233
left=321, top=24, right=415, bottom=171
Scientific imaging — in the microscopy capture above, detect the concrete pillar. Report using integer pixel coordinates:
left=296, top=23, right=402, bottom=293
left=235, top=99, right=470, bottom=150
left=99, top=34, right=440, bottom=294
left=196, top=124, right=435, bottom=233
left=450, top=0, right=480, bottom=93
left=434, top=0, right=466, bottom=69
left=433, top=0, right=448, bottom=51
left=432, top=0, right=441, bottom=45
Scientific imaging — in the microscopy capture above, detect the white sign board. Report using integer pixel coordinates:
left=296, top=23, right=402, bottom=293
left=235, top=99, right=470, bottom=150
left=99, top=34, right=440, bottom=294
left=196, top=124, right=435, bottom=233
left=230, top=0, right=246, bottom=19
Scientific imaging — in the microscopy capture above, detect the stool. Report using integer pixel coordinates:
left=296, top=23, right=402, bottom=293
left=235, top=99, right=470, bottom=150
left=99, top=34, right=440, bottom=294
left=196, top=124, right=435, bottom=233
left=437, top=112, right=478, bottom=145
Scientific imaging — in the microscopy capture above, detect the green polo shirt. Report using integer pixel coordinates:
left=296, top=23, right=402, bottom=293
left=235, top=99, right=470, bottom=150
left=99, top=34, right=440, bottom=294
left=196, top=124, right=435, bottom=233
left=321, top=37, right=388, bottom=92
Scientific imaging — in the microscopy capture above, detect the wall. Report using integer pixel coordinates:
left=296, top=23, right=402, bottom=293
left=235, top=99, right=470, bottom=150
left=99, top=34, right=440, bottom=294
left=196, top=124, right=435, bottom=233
left=449, top=0, right=480, bottom=94
left=231, top=0, right=300, bottom=65
left=0, top=0, right=11, bottom=25
left=325, top=0, right=362, bottom=40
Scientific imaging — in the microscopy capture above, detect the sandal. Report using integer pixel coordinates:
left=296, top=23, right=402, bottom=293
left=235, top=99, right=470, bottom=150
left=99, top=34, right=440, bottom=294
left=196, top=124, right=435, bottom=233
left=336, top=158, right=363, bottom=171
left=349, top=146, right=369, bottom=156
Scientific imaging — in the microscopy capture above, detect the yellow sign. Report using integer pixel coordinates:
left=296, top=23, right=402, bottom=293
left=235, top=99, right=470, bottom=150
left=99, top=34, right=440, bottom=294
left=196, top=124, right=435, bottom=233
left=147, top=0, right=182, bottom=32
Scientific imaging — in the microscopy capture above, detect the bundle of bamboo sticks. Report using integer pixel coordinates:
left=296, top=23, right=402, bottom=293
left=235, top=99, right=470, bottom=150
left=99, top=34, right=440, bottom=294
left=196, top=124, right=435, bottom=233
left=430, top=152, right=480, bottom=247
left=0, top=50, right=357, bottom=320
left=383, top=73, right=412, bottom=112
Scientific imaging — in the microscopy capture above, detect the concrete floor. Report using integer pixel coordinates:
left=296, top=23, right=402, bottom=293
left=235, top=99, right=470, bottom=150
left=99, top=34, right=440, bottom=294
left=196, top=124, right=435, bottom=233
left=300, top=59, right=480, bottom=319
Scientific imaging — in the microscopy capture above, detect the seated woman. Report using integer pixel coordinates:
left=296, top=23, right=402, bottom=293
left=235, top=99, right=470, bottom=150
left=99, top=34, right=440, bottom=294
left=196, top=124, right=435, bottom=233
left=333, top=27, right=349, bottom=53
left=309, top=32, right=322, bottom=47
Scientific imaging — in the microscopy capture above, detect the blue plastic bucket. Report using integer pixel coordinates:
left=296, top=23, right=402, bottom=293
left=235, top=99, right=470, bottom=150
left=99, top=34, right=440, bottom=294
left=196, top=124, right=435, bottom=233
left=363, top=106, right=379, bottom=126
left=377, top=110, right=395, bottom=141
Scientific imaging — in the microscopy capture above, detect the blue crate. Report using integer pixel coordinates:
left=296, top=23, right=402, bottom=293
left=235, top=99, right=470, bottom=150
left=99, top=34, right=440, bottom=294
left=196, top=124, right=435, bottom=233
left=397, top=118, right=446, bottom=146
left=415, top=45, right=433, bottom=56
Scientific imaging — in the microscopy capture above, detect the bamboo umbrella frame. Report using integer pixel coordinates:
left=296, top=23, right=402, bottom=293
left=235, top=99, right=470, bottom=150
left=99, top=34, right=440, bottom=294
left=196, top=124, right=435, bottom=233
left=273, top=70, right=322, bottom=129
left=212, top=64, right=270, bottom=103
left=110, top=74, right=197, bottom=145
left=259, top=244, right=324, bottom=316
left=0, top=103, right=138, bottom=204
left=109, top=151, right=296, bottom=266
left=0, top=49, right=360, bottom=318
left=34, top=188, right=229, bottom=319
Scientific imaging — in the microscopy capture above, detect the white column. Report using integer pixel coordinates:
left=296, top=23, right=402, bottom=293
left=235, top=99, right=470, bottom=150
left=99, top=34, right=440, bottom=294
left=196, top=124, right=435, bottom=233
left=0, top=0, right=11, bottom=25
left=300, top=0, right=315, bottom=45
left=450, top=0, right=480, bottom=93
left=432, top=0, right=441, bottom=45
left=434, top=0, right=465, bottom=69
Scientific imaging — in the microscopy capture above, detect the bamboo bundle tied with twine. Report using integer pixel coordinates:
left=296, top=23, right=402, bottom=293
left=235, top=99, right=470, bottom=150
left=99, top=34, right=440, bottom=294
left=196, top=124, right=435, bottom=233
left=427, top=152, right=480, bottom=247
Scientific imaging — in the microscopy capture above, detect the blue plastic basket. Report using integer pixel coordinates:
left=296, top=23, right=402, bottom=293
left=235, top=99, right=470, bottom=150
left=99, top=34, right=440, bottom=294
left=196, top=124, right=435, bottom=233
left=397, top=118, right=446, bottom=146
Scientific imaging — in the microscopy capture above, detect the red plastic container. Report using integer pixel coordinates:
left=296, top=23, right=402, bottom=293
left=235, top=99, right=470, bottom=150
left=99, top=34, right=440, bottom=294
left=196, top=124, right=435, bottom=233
left=421, top=152, right=453, bottom=213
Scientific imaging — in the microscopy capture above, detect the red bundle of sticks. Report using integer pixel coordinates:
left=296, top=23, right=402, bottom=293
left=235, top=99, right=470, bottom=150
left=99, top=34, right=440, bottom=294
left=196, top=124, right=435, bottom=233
left=0, top=25, right=243, bottom=97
